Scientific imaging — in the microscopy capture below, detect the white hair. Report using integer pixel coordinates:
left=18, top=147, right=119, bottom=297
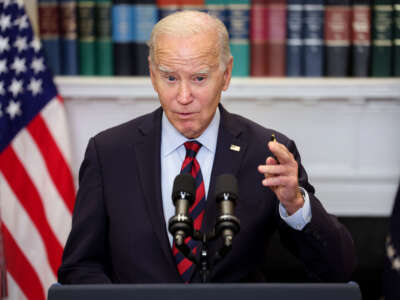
left=148, top=10, right=232, bottom=70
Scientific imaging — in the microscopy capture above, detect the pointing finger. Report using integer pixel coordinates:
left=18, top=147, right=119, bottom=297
left=268, top=141, right=294, bottom=165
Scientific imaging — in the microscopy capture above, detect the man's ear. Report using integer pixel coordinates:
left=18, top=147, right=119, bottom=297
left=222, top=56, right=233, bottom=91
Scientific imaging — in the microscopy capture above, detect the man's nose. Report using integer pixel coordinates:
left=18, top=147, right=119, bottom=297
left=177, top=81, right=193, bottom=104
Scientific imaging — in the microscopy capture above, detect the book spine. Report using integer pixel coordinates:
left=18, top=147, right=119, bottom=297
left=181, top=0, right=205, bottom=11
left=96, top=0, right=113, bottom=75
left=78, top=0, right=96, bottom=75
left=394, top=0, right=400, bottom=76
left=372, top=0, right=393, bottom=77
left=227, top=0, right=250, bottom=77
left=206, top=0, right=227, bottom=28
left=265, top=0, right=287, bottom=77
left=250, top=0, right=267, bottom=76
left=286, top=0, right=304, bottom=77
left=112, top=0, right=135, bottom=75
left=60, top=0, right=79, bottom=75
left=351, top=0, right=371, bottom=77
left=324, top=0, right=351, bottom=77
left=303, top=0, right=324, bottom=77
left=134, top=0, right=158, bottom=75
left=157, top=0, right=180, bottom=19
left=38, top=0, right=62, bottom=75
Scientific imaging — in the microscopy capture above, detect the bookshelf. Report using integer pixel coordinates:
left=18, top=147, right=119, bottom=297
left=57, top=77, right=400, bottom=217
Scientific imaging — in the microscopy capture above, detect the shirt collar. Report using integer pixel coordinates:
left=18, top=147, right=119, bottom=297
left=161, top=108, right=220, bottom=157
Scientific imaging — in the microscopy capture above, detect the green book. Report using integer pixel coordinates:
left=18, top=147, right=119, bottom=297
left=394, top=0, right=400, bottom=76
left=372, top=0, right=393, bottom=77
left=227, top=0, right=250, bottom=77
left=78, top=0, right=96, bottom=75
left=96, top=0, right=113, bottom=75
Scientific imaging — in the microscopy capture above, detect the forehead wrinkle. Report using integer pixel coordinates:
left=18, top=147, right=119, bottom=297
left=154, top=37, right=220, bottom=68
left=156, top=63, right=213, bottom=77
left=157, top=61, right=216, bottom=75
left=155, top=53, right=219, bottom=75
left=156, top=49, right=217, bottom=63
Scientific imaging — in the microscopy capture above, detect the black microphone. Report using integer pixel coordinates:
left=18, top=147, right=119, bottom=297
left=168, top=174, right=196, bottom=248
left=215, top=174, right=240, bottom=248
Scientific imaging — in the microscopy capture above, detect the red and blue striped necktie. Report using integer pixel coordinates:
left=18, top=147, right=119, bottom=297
left=173, top=141, right=206, bottom=282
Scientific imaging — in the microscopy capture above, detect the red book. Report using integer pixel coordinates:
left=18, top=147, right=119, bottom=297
left=324, top=0, right=352, bottom=76
left=157, top=0, right=180, bottom=19
left=265, top=0, right=287, bottom=76
left=181, top=0, right=205, bottom=10
left=351, top=0, right=371, bottom=77
left=38, top=1, right=62, bottom=75
left=250, top=0, right=268, bottom=76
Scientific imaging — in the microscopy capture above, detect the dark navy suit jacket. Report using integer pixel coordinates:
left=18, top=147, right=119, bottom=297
left=58, top=105, right=356, bottom=283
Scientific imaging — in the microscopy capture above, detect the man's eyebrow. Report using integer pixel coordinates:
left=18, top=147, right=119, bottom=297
left=157, top=65, right=211, bottom=75
left=194, top=68, right=210, bottom=75
left=158, top=65, right=173, bottom=73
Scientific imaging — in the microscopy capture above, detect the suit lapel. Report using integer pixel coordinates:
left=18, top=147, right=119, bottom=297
left=201, top=105, right=248, bottom=233
left=133, top=108, right=178, bottom=274
left=192, top=106, right=248, bottom=281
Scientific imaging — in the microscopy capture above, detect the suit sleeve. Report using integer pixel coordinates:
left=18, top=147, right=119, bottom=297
left=58, top=137, right=112, bottom=284
left=277, top=138, right=357, bottom=282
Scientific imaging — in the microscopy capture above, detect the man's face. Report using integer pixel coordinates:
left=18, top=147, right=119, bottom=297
left=149, top=31, right=232, bottom=139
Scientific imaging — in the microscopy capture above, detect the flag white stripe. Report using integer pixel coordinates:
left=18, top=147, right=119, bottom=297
left=6, top=272, right=28, bottom=300
left=11, top=128, right=72, bottom=246
left=40, top=97, right=73, bottom=167
left=1, top=3, right=76, bottom=299
left=0, top=173, right=57, bottom=293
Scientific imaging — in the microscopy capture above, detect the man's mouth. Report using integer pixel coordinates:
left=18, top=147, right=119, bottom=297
left=177, top=112, right=196, bottom=118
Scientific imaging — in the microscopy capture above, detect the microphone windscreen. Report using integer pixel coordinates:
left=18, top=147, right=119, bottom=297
left=215, top=174, right=238, bottom=200
left=172, top=173, right=196, bottom=202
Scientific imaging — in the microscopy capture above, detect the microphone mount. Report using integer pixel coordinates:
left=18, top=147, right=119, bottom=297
left=168, top=174, right=240, bottom=283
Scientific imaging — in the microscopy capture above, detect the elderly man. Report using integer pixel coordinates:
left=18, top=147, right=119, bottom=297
left=58, top=11, right=356, bottom=284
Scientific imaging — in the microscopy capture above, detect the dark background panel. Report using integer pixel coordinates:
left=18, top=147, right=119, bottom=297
left=262, top=217, right=389, bottom=300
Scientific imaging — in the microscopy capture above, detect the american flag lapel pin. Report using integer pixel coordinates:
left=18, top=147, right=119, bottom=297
left=230, top=144, right=240, bottom=152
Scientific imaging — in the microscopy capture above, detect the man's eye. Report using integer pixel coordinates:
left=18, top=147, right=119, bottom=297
left=194, top=76, right=206, bottom=82
left=166, top=75, right=176, bottom=82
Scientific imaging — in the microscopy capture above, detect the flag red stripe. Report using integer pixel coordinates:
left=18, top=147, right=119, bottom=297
left=56, top=95, right=64, bottom=103
left=2, top=224, right=46, bottom=300
left=27, top=114, right=75, bottom=212
left=0, top=147, right=63, bottom=275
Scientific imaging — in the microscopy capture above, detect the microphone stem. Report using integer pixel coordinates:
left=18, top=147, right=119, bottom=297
left=223, top=229, right=233, bottom=247
left=174, top=231, right=197, bottom=264
left=200, top=233, right=210, bottom=283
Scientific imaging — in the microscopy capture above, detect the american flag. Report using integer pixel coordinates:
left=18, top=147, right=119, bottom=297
left=0, top=1, right=75, bottom=299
